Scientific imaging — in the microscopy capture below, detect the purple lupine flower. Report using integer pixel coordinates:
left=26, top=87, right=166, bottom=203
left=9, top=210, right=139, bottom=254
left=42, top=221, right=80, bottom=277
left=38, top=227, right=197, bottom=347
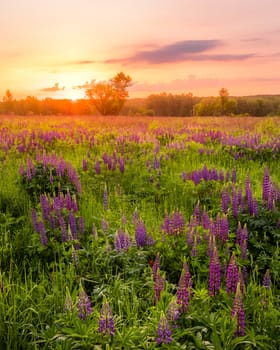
left=231, top=283, right=246, bottom=337
left=238, top=270, right=245, bottom=295
left=221, top=189, right=230, bottom=214
left=79, top=216, right=85, bottom=236
left=40, top=194, right=51, bottom=222
left=154, top=268, right=165, bottom=304
left=31, top=208, right=39, bottom=232
left=252, top=199, right=259, bottom=217
left=114, top=228, right=131, bottom=252
left=262, top=269, right=271, bottom=289
left=101, top=218, right=109, bottom=233
left=202, top=209, right=211, bottom=229
left=207, top=233, right=216, bottom=257
left=226, top=170, right=230, bottom=182
left=262, top=167, right=270, bottom=202
left=177, top=261, right=192, bottom=313
left=135, top=220, right=147, bottom=247
left=240, top=224, right=248, bottom=260
left=152, top=252, right=160, bottom=281
left=191, top=236, right=198, bottom=257
left=82, top=159, right=88, bottom=171
left=38, top=221, right=48, bottom=246
left=209, top=246, right=221, bottom=296
left=77, top=286, right=92, bottom=320
left=95, top=160, right=101, bottom=175
left=172, top=210, right=185, bottom=235
left=220, top=215, right=229, bottom=242
left=232, top=187, right=238, bottom=218
left=202, top=164, right=209, bottom=181
left=219, top=170, right=224, bottom=182
left=226, top=253, right=239, bottom=294
left=167, top=300, right=180, bottom=328
left=132, top=209, right=139, bottom=225
left=98, top=300, right=115, bottom=336
left=236, top=221, right=242, bottom=245
left=162, top=213, right=172, bottom=235
left=68, top=212, right=77, bottom=240
left=215, top=213, right=222, bottom=238
left=238, top=187, right=245, bottom=213
left=193, top=203, right=200, bottom=225
left=119, top=157, right=125, bottom=174
left=232, top=168, right=237, bottom=183
left=156, top=312, right=172, bottom=345
left=59, top=216, right=67, bottom=242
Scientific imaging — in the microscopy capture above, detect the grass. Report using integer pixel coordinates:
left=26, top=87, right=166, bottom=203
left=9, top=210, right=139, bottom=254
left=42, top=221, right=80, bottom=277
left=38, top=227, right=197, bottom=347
left=0, top=115, right=279, bottom=349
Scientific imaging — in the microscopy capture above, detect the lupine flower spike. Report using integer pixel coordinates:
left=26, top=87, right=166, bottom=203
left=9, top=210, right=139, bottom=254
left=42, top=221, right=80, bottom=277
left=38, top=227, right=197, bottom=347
left=156, top=311, right=172, bottom=345
left=98, top=297, right=115, bottom=336
left=77, top=284, right=92, bottom=320
left=231, top=282, right=246, bottom=337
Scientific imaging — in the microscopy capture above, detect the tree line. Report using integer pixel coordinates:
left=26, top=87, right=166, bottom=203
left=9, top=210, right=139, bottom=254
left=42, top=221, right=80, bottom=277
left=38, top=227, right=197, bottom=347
left=1, top=72, right=280, bottom=116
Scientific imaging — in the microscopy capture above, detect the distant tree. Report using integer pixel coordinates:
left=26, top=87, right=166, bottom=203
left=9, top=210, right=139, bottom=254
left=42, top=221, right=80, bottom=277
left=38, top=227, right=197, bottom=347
left=86, top=72, right=132, bottom=115
left=2, top=89, right=14, bottom=114
left=194, top=97, right=220, bottom=116
left=219, top=88, right=229, bottom=115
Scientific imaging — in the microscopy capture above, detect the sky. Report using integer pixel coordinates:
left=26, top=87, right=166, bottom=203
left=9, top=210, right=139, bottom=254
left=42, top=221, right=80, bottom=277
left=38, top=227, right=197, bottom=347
left=1, top=0, right=280, bottom=99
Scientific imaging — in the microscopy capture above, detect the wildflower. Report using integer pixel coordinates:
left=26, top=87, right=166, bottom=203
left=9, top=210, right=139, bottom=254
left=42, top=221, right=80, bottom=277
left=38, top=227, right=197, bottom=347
left=231, top=283, right=246, bottom=337
left=38, top=221, right=48, bottom=246
left=177, top=260, right=192, bottom=313
left=209, top=245, right=221, bottom=296
left=152, top=252, right=160, bottom=281
left=98, top=298, right=115, bottom=336
left=221, top=189, right=230, bottom=214
left=232, top=187, right=238, bottom=218
left=220, top=214, right=229, bottom=242
left=154, top=268, right=165, bottom=304
left=78, top=216, right=85, bottom=236
left=119, top=157, right=125, bottom=174
left=31, top=208, right=39, bottom=232
left=101, top=218, right=109, bottom=234
left=82, top=159, right=88, bottom=171
left=135, top=220, right=147, bottom=247
left=226, top=253, right=238, bottom=294
left=77, top=285, right=92, bottom=320
left=167, top=300, right=180, bottom=328
left=232, top=168, right=237, bottom=183
left=262, top=269, right=271, bottom=289
left=114, top=228, right=131, bottom=252
left=95, top=160, right=101, bottom=175
left=240, top=224, right=248, bottom=260
left=68, top=212, right=77, bottom=240
left=156, top=312, right=172, bottom=345
left=59, top=215, right=67, bottom=242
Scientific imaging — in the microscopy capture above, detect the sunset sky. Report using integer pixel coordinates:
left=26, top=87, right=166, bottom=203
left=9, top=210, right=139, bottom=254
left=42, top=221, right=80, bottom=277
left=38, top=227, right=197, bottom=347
left=1, top=0, right=280, bottom=99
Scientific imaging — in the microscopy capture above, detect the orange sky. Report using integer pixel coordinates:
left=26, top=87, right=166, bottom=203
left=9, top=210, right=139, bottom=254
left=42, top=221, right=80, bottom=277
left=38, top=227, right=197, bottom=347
left=1, top=0, right=280, bottom=99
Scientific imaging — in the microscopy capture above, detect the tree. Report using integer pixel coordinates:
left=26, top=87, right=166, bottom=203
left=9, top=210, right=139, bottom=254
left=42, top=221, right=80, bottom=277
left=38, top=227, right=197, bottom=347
left=219, top=88, right=229, bottom=115
left=86, top=72, right=132, bottom=115
left=2, top=89, right=14, bottom=114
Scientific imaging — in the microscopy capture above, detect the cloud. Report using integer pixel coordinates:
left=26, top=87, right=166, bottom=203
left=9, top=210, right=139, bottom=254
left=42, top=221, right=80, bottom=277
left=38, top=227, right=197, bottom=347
left=105, top=39, right=254, bottom=65
left=72, top=80, right=96, bottom=90
left=39, top=83, right=65, bottom=92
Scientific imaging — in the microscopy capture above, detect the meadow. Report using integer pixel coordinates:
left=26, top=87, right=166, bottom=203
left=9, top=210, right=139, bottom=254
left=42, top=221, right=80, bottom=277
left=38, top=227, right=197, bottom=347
left=0, top=115, right=279, bottom=349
